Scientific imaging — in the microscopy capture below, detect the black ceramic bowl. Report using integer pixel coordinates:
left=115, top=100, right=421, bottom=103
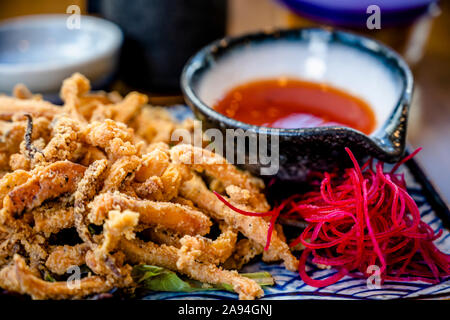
left=181, top=28, right=413, bottom=180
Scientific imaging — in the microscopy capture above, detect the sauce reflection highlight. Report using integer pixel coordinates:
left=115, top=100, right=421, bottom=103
left=213, top=78, right=376, bottom=134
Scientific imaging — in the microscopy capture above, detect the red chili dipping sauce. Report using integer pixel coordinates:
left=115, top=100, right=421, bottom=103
left=213, top=78, right=376, bottom=134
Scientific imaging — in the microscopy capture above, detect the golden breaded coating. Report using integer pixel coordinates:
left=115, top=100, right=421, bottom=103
left=82, top=119, right=137, bottom=157
left=135, top=149, right=169, bottom=182
left=32, top=202, right=74, bottom=236
left=0, top=73, right=295, bottom=300
left=73, top=159, right=108, bottom=244
left=170, top=144, right=265, bottom=193
left=45, top=243, right=89, bottom=275
left=0, top=255, right=113, bottom=300
left=179, top=175, right=298, bottom=271
left=3, top=161, right=86, bottom=215
left=179, top=224, right=237, bottom=265
left=88, top=192, right=211, bottom=236
left=0, top=96, right=61, bottom=120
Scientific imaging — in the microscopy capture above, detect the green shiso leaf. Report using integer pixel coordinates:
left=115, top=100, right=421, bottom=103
left=132, top=265, right=274, bottom=294
left=44, top=272, right=56, bottom=282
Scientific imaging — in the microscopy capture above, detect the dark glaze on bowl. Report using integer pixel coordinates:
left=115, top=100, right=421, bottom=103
left=181, top=28, right=413, bottom=181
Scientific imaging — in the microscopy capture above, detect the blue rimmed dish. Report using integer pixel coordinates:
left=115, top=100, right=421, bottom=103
left=181, top=28, right=413, bottom=180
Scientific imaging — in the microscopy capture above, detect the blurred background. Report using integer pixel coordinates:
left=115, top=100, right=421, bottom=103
left=0, top=0, right=449, bottom=202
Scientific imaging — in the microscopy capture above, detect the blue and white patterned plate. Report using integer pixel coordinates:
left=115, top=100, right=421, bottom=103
left=140, top=106, right=450, bottom=300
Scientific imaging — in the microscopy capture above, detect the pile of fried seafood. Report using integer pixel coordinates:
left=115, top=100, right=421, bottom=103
left=0, top=74, right=298, bottom=300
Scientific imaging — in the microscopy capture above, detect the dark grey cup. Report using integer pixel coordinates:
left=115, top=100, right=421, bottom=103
left=97, top=0, right=227, bottom=92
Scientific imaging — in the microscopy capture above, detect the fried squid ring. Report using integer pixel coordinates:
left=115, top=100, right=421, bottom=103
left=120, top=238, right=263, bottom=300
left=32, top=202, right=74, bottom=236
left=0, top=170, right=31, bottom=209
left=101, top=155, right=141, bottom=193
left=109, top=91, right=148, bottom=124
left=0, top=96, right=61, bottom=121
left=87, top=210, right=138, bottom=279
left=3, top=161, right=86, bottom=215
left=0, top=255, right=113, bottom=300
left=170, top=144, right=264, bottom=193
left=179, top=224, right=237, bottom=265
left=37, top=116, right=83, bottom=165
left=179, top=175, right=298, bottom=271
left=74, top=159, right=108, bottom=244
left=223, top=239, right=263, bottom=270
left=134, top=149, right=169, bottom=182
left=82, top=119, right=137, bottom=158
left=45, top=243, right=89, bottom=275
left=177, top=246, right=263, bottom=300
left=88, top=192, right=211, bottom=236
left=60, top=73, right=91, bottom=123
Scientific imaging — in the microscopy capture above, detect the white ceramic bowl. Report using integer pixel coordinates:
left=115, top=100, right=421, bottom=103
left=0, top=14, right=123, bottom=94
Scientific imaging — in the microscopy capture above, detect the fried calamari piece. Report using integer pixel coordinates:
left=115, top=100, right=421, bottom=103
left=132, top=176, right=164, bottom=201
left=170, top=144, right=266, bottom=200
left=82, top=119, right=137, bottom=157
left=3, top=161, right=86, bottom=215
left=97, top=210, right=139, bottom=255
left=101, top=155, right=141, bottom=192
left=89, top=103, right=113, bottom=122
left=0, top=96, right=61, bottom=120
left=209, top=178, right=225, bottom=194
left=0, top=170, right=31, bottom=209
left=13, top=84, right=38, bottom=100
left=0, top=73, right=284, bottom=300
left=120, top=239, right=263, bottom=300
left=32, top=202, right=74, bottom=236
left=223, top=239, right=263, bottom=270
left=135, top=163, right=192, bottom=202
left=0, top=211, right=47, bottom=268
left=87, top=210, right=138, bottom=279
left=145, top=141, right=170, bottom=154
left=130, top=107, right=175, bottom=144
left=179, top=224, right=237, bottom=265
left=5, top=116, right=52, bottom=166
left=144, top=229, right=182, bottom=248
left=110, top=91, right=148, bottom=124
left=45, top=244, right=89, bottom=275
left=74, top=159, right=108, bottom=244
left=32, top=116, right=83, bottom=166
left=158, top=163, right=192, bottom=201
left=9, top=153, right=30, bottom=171
left=60, top=73, right=91, bottom=123
left=75, top=90, right=123, bottom=121
left=0, top=154, right=9, bottom=171
left=88, top=192, right=211, bottom=236
left=177, top=246, right=263, bottom=300
left=172, top=196, right=196, bottom=208
left=120, top=239, right=179, bottom=270
left=0, top=255, right=113, bottom=299
left=225, top=185, right=251, bottom=204
left=61, top=73, right=90, bottom=104
left=0, top=121, right=27, bottom=167
left=170, top=144, right=270, bottom=212
left=134, top=149, right=170, bottom=182
left=179, top=175, right=298, bottom=271
left=80, top=146, right=107, bottom=166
